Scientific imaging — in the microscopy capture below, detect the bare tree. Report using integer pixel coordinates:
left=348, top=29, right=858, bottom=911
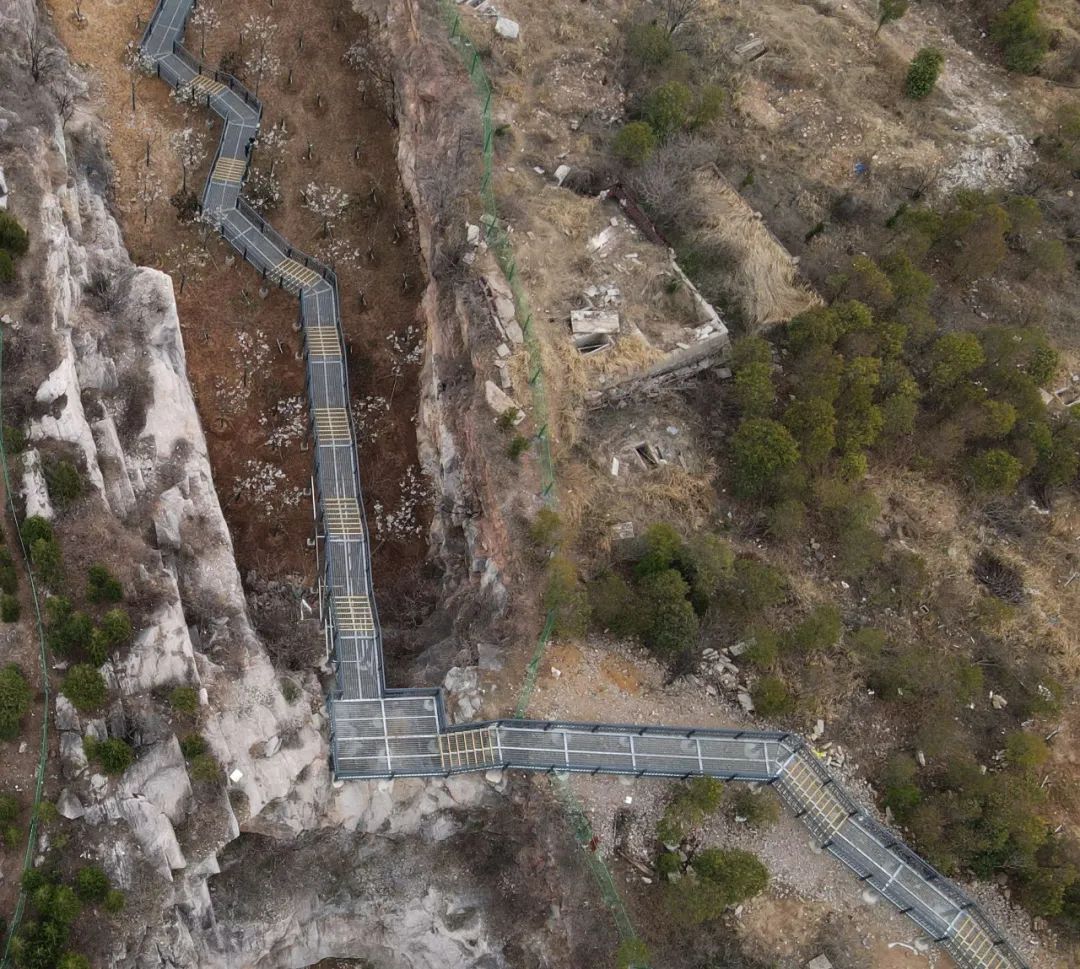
left=169, top=126, right=207, bottom=191
left=301, top=181, right=348, bottom=238
left=345, top=33, right=395, bottom=122
left=190, top=1, right=220, bottom=58
left=25, top=23, right=60, bottom=83
left=246, top=121, right=289, bottom=212
left=242, top=14, right=280, bottom=96
left=164, top=242, right=208, bottom=294
left=52, top=82, right=78, bottom=130
left=72, top=0, right=87, bottom=26
left=661, top=0, right=700, bottom=36
left=123, top=40, right=155, bottom=111
left=132, top=168, right=163, bottom=224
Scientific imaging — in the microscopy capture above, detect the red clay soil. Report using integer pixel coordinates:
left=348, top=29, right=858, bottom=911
left=52, top=0, right=433, bottom=631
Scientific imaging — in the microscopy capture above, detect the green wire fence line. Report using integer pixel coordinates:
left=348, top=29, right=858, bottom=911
left=513, top=608, right=555, bottom=719
left=438, top=0, right=556, bottom=504
left=434, top=8, right=649, bottom=966
left=0, top=330, right=52, bottom=969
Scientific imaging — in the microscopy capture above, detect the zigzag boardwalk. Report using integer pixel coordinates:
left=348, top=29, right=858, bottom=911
left=139, top=5, right=1030, bottom=967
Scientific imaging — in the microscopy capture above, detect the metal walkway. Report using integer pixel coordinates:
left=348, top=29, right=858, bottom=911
left=138, top=6, right=1029, bottom=967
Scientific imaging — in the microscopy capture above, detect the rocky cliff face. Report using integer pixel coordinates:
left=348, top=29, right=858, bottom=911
left=0, top=2, right=545, bottom=966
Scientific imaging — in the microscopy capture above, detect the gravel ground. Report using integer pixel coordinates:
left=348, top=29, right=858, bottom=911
left=517, top=636, right=1066, bottom=969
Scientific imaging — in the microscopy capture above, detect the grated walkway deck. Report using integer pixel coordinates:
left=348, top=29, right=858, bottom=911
left=139, top=5, right=1030, bottom=967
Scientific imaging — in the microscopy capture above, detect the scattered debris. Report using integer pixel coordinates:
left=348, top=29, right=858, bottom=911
left=731, top=36, right=768, bottom=64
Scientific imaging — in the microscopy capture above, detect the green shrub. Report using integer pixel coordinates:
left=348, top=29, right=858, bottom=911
left=0, top=664, right=31, bottom=740
left=180, top=734, right=208, bottom=759
left=169, top=685, right=200, bottom=715
left=616, top=937, right=651, bottom=969
left=0, top=793, right=19, bottom=824
left=495, top=407, right=520, bottom=432
left=1029, top=238, right=1068, bottom=277
left=740, top=625, right=779, bottom=670
left=657, top=777, right=724, bottom=844
left=782, top=397, right=836, bottom=468
left=876, top=0, right=909, bottom=33
left=904, top=47, right=943, bottom=99
left=74, top=866, right=111, bottom=903
left=881, top=753, right=922, bottom=822
left=46, top=598, right=95, bottom=658
left=588, top=572, right=641, bottom=638
left=0, top=250, right=13, bottom=285
left=730, top=336, right=772, bottom=371
left=1005, top=731, right=1050, bottom=772
left=785, top=604, right=842, bottom=654
left=3, top=424, right=27, bottom=455
left=189, top=752, right=222, bottom=784
left=991, top=0, right=1049, bottom=74
left=528, top=508, right=562, bottom=548
left=83, top=738, right=134, bottom=773
left=44, top=459, right=83, bottom=510
left=62, top=664, right=108, bottom=713
left=766, top=498, right=806, bottom=542
left=928, top=332, right=985, bottom=391
left=280, top=678, right=301, bottom=704
left=626, top=22, right=674, bottom=66
left=1, top=594, right=19, bottom=623
left=679, top=532, right=734, bottom=609
left=544, top=555, right=589, bottom=636
left=849, top=626, right=886, bottom=660
left=730, top=418, right=800, bottom=499
left=966, top=448, right=1023, bottom=495
left=0, top=548, right=19, bottom=595
left=104, top=889, right=126, bottom=913
left=19, top=515, right=53, bottom=547
left=29, top=536, right=63, bottom=588
left=612, top=122, right=657, bottom=166
left=58, top=955, right=91, bottom=969
left=692, top=84, right=726, bottom=128
left=751, top=675, right=794, bottom=717
left=0, top=211, right=29, bottom=257
left=720, top=558, right=787, bottom=619
left=95, top=738, right=133, bottom=774
left=641, top=81, right=692, bottom=140
left=639, top=569, right=699, bottom=661
left=87, top=564, right=123, bottom=603
left=727, top=787, right=780, bottom=828
left=837, top=522, right=884, bottom=579
left=506, top=434, right=530, bottom=461
left=97, top=608, right=133, bottom=650
left=733, top=361, right=775, bottom=418
left=668, top=848, right=768, bottom=924
left=634, top=522, right=683, bottom=578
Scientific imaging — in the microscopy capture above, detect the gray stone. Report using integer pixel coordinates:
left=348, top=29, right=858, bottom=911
left=476, top=642, right=503, bottom=671
left=806, top=956, right=832, bottom=969
left=21, top=449, right=53, bottom=521
left=484, top=381, right=524, bottom=424
left=570, top=308, right=620, bottom=336
left=737, top=691, right=755, bottom=714
left=55, top=695, right=80, bottom=733
left=60, top=731, right=88, bottom=778
left=495, top=16, right=520, bottom=40
left=56, top=789, right=85, bottom=820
